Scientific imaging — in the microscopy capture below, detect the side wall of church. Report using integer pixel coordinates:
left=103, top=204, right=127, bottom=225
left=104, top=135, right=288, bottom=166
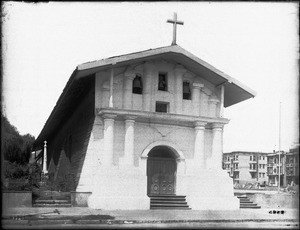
left=47, top=80, right=95, bottom=188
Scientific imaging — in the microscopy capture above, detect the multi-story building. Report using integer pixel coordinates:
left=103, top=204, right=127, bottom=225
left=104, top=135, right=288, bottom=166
left=267, top=151, right=286, bottom=186
left=285, top=146, right=299, bottom=185
left=223, top=151, right=268, bottom=185
left=267, top=146, right=299, bottom=186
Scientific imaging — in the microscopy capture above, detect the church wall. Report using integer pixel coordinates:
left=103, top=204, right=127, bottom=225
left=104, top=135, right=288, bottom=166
left=132, top=122, right=195, bottom=164
left=48, top=80, right=95, bottom=188
left=95, top=60, right=222, bottom=118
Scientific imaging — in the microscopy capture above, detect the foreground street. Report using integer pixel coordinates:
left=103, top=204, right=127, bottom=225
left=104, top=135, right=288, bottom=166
left=2, top=208, right=299, bottom=229
left=3, top=220, right=299, bottom=229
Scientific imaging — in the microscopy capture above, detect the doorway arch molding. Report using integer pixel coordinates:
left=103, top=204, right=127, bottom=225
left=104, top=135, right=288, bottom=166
left=140, top=140, right=185, bottom=161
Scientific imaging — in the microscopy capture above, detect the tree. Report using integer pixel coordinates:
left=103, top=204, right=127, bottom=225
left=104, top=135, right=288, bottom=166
left=1, top=113, right=35, bottom=165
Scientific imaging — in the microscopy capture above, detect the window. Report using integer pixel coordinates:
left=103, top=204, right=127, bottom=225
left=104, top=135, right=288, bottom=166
left=263, top=164, right=265, bottom=169
left=253, top=156, right=256, bottom=161
left=132, top=75, right=143, bottom=94
left=235, top=164, right=239, bottom=169
left=155, top=102, right=168, bottom=113
left=235, top=155, right=239, bottom=160
left=158, top=73, right=168, bottom=91
left=260, top=156, right=262, bottom=160
left=183, top=81, right=191, bottom=100
left=263, top=156, right=265, bottom=160
left=250, top=156, right=252, bottom=161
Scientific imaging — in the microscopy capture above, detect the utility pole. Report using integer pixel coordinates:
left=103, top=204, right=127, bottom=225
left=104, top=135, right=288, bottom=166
left=278, top=102, right=281, bottom=193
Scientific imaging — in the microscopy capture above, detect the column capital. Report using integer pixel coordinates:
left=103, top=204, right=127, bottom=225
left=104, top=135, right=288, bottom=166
left=44, top=141, right=47, bottom=146
left=192, top=82, right=204, bottom=89
left=211, top=122, right=224, bottom=130
left=124, top=115, right=138, bottom=122
left=194, top=121, right=207, bottom=129
left=174, top=65, right=186, bottom=74
left=102, top=113, right=117, bottom=120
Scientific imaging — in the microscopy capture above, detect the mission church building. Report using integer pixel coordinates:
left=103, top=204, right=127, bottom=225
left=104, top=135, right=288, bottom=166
left=34, top=15, right=256, bottom=210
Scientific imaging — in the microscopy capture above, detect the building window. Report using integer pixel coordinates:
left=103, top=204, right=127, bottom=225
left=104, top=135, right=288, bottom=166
left=155, top=102, right=168, bottom=113
left=132, top=75, right=143, bottom=94
left=183, top=81, right=191, bottom=100
left=263, top=164, right=265, bottom=169
left=263, top=156, right=265, bottom=160
left=235, top=164, right=239, bottom=169
left=250, top=156, right=252, bottom=161
left=253, top=156, right=256, bottom=161
left=158, top=72, right=168, bottom=91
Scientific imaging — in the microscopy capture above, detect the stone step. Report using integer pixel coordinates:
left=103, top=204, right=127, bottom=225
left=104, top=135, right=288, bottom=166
left=149, top=196, right=186, bottom=200
left=151, top=203, right=189, bottom=207
left=240, top=203, right=259, bottom=208
left=33, top=203, right=72, bottom=208
left=149, top=195, right=186, bottom=197
left=238, top=198, right=251, bottom=202
left=239, top=200, right=253, bottom=204
left=150, top=206, right=191, bottom=210
left=151, top=200, right=187, bottom=204
left=240, top=205, right=261, bottom=209
left=35, top=200, right=70, bottom=204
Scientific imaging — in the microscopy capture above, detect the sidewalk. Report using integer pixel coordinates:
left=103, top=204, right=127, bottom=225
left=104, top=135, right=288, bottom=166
left=2, top=207, right=299, bottom=226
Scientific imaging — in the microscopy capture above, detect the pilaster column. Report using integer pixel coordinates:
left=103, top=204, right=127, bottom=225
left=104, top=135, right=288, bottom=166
left=102, top=114, right=117, bottom=167
left=219, top=85, right=225, bottom=117
left=109, top=67, right=115, bottom=108
left=143, top=62, right=155, bottom=111
left=102, top=82, right=110, bottom=108
left=123, top=71, right=135, bottom=110
left=174, top=65, right=186, bottom=114
left=194, top=121, right=207, bottom=170
left=43, top=141, right=48, bottom=173
left=208, top=96, right=219, bottom=117
left=211, top=123, right=224, bottom=170
left=122, top=115, right=137, bottom=167
left=192, top=82, right=204, bottom=116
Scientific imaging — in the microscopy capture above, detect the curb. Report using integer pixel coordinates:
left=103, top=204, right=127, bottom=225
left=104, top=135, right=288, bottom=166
left=2, top=218, right=299, bottom=226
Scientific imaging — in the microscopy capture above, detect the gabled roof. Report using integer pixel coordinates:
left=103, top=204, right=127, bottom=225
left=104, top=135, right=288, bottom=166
left=77, top=45, right=256, bottom=107
left=33, top=45, right=256, bottom=150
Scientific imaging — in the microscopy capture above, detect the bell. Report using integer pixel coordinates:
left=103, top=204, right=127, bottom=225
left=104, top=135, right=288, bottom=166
left=183, top=82, right=190, bottom=94
left=133, top=77, right=142, bottom=88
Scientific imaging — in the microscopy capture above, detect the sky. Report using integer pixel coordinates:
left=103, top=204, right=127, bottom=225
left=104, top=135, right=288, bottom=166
left=2, top=2, right=299, bottom=153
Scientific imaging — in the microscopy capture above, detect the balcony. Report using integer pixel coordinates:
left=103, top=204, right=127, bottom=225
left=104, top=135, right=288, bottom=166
left=267, top=163, right=274, bottom=167
left=249, top=169, right=257, bottom=172
left=233, top=159, right=239, bottom=163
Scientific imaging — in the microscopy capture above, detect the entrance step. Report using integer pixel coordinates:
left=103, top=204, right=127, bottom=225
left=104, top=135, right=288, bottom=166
left=33, top=191, right=71, bottom=208
left=149, top=195, right=190, bottom=210
left=235, top=193, right=261, bottom=209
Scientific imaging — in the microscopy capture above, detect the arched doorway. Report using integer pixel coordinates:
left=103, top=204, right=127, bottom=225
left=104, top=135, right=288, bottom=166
left=147, top=146, right=177, bottom=195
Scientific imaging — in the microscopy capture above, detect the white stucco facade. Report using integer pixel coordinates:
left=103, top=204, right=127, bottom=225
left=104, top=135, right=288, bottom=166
left=76, top=59, right=239, bottom=210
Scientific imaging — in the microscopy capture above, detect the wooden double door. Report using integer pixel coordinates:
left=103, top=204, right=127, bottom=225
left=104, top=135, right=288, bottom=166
left=147, top=157, right=177, bottom=195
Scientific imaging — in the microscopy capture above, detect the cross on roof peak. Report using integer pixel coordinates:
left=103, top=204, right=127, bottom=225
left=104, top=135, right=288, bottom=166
left=167, top=12, right=184, bottom=46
